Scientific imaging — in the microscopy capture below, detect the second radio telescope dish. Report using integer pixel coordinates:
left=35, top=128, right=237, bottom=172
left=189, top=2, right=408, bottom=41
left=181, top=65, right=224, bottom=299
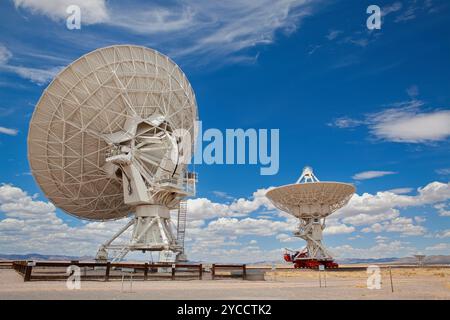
left=28, top=45, right=197, bottom=221
left=266, top=166, right=355, bottom=268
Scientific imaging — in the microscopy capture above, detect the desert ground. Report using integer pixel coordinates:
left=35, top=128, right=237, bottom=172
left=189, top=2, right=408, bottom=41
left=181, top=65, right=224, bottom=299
left=0, top=266, right=449, bottom=300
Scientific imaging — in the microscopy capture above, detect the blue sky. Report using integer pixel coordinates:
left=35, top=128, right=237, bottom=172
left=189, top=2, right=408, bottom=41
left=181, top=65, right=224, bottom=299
left=0, top=0, right=449, bottom=262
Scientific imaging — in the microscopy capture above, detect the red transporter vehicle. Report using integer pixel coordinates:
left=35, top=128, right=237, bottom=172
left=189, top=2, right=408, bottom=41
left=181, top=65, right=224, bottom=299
left=283, top=248, right=338, bottom=269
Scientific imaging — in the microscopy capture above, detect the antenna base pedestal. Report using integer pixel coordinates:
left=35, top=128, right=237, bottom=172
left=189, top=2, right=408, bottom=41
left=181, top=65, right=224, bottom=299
left=97, top=204, right=183, bottom=263
left=294, top=217, right=333, bottom=261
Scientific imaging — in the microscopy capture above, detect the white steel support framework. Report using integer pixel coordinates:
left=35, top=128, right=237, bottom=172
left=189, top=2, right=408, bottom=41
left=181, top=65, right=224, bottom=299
left=293, top=218, right=333, bottom=261
left=96, top=205, right=181, bottom=263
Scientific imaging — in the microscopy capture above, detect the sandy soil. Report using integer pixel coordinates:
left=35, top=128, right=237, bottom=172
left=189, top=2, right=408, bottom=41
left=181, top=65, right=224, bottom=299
left=0, top=268, right=449, bottom=300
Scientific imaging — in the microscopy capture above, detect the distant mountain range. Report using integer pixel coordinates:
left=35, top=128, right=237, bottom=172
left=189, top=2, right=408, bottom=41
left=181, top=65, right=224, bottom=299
left=327, top=255, right=450, bottom=265
left=336, top=257, right=398, bottom=264
left=225, top=255, right=450, bottom=266
left=391, top=255, right=450, bottom=265
left=1, top=253, right=450, bottom=265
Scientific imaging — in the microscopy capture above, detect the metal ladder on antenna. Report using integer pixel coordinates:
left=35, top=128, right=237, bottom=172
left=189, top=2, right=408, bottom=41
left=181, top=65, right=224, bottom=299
left=177, top=200, right=187, bottom=253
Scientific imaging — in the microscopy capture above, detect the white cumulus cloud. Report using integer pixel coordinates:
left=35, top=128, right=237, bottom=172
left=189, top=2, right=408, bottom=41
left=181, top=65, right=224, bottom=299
left=334, top=181, right=450, bottom=234
left=369, top=107, right=450, bottom=143
left=1, top=179, right=449, bottom=260
left=330, top=99, right=450, bottom=144
left=331, top=240, right=416, bottom=259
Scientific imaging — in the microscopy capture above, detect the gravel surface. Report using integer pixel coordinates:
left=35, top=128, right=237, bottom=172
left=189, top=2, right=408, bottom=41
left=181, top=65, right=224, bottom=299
left=1, top=268, right=449, bottom=300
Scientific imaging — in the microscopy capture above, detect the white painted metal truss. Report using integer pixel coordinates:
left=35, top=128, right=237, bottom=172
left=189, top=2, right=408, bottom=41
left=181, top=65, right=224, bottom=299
left=28, top=45, right=198, bottom=262
left=266, top=167, right=355, bottom=261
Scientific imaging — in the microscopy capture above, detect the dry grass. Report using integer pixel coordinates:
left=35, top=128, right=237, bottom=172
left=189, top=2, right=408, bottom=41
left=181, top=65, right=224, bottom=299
left=265, top=267, right=450, bottom=281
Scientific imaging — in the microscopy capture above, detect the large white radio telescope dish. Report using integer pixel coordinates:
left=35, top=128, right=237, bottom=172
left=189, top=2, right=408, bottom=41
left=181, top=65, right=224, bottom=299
left=28, top=45, right=198, bottom=262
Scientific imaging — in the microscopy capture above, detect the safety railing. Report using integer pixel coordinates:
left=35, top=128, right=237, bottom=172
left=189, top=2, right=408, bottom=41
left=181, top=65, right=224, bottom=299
left=11, top=261, right=204, bottom=282
left=0, top=260, right=13, bottom=269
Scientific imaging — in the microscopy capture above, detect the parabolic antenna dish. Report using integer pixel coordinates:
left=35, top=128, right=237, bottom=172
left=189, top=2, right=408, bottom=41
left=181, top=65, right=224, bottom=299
left=266, top=182, right=355, bottom=219
left=265, top=166, right=355, bottom=268
left=28, top=45, right=197, bottom=221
